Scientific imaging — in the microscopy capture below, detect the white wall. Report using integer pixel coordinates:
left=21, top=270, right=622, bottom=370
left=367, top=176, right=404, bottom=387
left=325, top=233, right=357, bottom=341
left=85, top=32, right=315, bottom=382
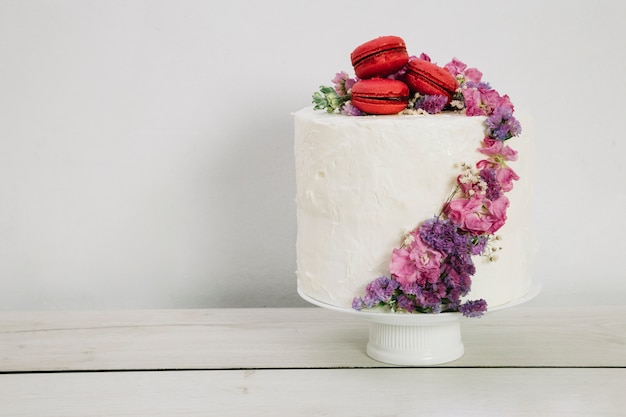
left=1, top=0, right=624, bottom=309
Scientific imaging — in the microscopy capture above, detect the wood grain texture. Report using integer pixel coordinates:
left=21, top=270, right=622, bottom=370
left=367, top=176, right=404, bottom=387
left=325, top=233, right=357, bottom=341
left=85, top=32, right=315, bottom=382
left=1, top=368, right=624, bottom=417
left=1, top=306, right=624, bottom=372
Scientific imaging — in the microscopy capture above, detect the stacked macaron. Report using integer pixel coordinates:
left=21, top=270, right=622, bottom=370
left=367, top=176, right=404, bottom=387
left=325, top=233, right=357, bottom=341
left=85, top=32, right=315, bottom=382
left=349, top=36, right=458, bottom=115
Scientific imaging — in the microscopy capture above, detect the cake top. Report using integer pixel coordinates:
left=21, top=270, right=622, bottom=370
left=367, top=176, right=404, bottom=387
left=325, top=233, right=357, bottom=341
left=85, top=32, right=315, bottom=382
left=312, top=36, right=521, bottom=143
left=309, top=36, right=524, bottom=317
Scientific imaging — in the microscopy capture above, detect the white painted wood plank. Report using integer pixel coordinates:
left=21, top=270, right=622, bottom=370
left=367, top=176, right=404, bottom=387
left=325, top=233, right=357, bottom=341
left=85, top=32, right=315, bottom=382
left=1, top=306, right=625, bottom=372
left=1, top=368, right=624, bottom=417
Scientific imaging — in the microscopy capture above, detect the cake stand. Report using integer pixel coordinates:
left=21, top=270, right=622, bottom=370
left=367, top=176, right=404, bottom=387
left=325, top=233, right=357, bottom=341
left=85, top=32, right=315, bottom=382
left=298, top=283, right=541, bottom=366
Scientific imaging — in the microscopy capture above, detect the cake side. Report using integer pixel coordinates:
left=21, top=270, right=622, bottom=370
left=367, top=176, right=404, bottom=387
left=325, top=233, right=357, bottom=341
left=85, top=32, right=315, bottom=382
left=295, top=107, right=535, bottom=310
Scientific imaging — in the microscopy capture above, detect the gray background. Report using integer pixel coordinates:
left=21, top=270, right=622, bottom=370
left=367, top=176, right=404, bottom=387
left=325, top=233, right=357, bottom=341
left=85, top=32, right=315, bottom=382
left=1, top=0, right=624, bottom=309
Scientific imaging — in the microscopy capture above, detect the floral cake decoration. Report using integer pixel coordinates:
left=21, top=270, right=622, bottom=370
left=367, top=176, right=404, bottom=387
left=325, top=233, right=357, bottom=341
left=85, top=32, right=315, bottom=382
left=312, top=38, right=522, bottom=318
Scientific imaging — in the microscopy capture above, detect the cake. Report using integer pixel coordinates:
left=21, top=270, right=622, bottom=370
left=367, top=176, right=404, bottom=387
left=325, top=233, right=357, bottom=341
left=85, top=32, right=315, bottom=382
left=294, top=36, right=535, bottom=317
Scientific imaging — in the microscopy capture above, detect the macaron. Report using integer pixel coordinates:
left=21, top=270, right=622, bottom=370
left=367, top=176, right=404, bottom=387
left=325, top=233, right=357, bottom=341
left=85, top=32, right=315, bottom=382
left=404, top=58, right=458, bottom=101
left=350, top=78, right=410, bottom=115
left=351, top=36, right=409, bottom=79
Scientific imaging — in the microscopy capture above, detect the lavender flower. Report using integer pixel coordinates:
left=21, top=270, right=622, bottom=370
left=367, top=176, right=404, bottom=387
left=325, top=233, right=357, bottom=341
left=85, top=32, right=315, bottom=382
left=486, top=106, right=522, bottom=141
left=470, top=235, right=489, bottom=256
left=363, top=276, right=399, bottom=307
left=396, top=294, right=416, bottom=312
left=352, top=297, right=365, bottom=311
left=399, top=281, right=422, bottom=296
left=445, top=253, right=476, bottom=276
left=479, top=168, right=502, bottom=200
left=420, top=290, right=443, bottom=313
left=341, top=101, right=363, bottom=116
left=418, top=217, right=471, bottom=256
left=464, top=80, right=491, bottom=90
left=459, top=299, right=488, bottom=318
left=414, top=95, right=448, bottom=114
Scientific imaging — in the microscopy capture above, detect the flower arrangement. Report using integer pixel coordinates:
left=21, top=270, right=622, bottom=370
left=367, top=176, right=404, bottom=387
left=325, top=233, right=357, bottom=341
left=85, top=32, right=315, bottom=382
left=313, top=54, right=522, bottom=318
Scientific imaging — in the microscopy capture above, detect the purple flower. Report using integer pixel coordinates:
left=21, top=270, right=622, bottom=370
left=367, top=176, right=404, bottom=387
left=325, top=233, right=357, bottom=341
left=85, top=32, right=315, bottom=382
left=418, top=218, right=472, bottom=257
left=443, top=267, right=472, bottom=297
left=444, top=253, right=476, bottom=277
left=464, top=80, right=491, bottom=90
left=341, top=101, right=364, bottom=116
left=363, top=276, right=399, bottom=307
left=399, top=281, right=422, bottom=296
left=419, top=290, right=443, bottom=313
left=470, top=235, right=489, bottom=256
left=415, top=95, right=448, bottom=114
left=459, top=299, right=488, bottom=318
left=352, top=297, right=365, bottom=310
left=396, top=294, right=416, bottom=312
left=480, top=168, right=502, bottom=201
left=486, top=106, right=522, bottom=141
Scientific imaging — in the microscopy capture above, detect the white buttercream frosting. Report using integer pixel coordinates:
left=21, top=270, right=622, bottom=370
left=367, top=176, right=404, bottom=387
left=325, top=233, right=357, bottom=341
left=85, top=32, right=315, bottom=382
left=294, top=106, right=535, bottom=310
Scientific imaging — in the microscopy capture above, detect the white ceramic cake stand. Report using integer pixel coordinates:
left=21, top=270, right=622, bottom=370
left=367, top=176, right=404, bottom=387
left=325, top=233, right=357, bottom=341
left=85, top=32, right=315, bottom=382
left=298, top=283, right=541, bottom=366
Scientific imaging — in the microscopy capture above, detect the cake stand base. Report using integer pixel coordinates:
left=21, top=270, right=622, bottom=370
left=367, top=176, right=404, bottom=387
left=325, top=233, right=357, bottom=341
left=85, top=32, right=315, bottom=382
left=365, top=312, right=464, bottom=365
left=298, top=283, right=540, bottom=366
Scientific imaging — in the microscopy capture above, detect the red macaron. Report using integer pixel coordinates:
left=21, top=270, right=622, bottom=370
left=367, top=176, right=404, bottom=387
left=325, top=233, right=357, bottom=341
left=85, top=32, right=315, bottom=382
left=350, top=78, right=410, bottom=115
left=351, top=36, right=409, bottom=79
left=403, top=58, right=458, bottom=101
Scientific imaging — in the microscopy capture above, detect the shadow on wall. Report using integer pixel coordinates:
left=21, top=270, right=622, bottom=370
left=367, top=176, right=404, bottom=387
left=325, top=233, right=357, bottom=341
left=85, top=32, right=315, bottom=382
left=195, top=111, right=310, bottom=308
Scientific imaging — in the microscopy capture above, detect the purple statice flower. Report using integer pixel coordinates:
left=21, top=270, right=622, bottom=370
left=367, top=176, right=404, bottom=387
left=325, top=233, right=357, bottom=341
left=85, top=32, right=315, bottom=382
left=479, top=168, right=502, bottom=201
left=419, top=290, right=443, bottom=313
left=352, top=297, right=365, bottom=311
left=470, top=235, right=489, bottom=256
left=396, top=294, right=416, bottom=312
left=415, top=95, right=448, bottom=114
left=444, top=253, right=476, bottom=277
left=443, top=267, right=472, bottom=297
left=459, top=299, right=488, bottom=318
left=341, top=101, right=363, bottom=116
left=443, top=288, right=463, bottom=311
left=418, top=217, right=471, bottom=257
left=399, top=281, right=422, bottom=296
left=362, top=276, right=399, bottom=307
left=486, top=106, right=522, bottom=141
left=464, top=80, right=492, bottom=90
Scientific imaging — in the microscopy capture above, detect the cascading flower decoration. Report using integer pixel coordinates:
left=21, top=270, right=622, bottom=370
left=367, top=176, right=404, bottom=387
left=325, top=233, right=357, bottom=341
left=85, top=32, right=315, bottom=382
left=313, top=55, right=522, bottom=318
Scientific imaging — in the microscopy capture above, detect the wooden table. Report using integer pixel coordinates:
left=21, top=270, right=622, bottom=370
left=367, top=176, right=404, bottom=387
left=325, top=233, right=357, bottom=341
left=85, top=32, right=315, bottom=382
left=1, top=305, right=624, bottom=416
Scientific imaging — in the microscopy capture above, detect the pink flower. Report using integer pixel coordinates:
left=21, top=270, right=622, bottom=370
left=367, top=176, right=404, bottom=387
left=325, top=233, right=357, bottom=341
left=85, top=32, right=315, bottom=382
left=463, top=87, right=501, bottom=116
left=444, top=58, right=482, bottom=84
left=494, top=166, right=520, bottom=192
left=464, top=67, right=483, bottom=84
left=462, top=88, right=485, bottom=116
left=463, top=85, right=514, bottom=117
left=446, top=195, right=509, bottom=235
left=444, top=58, right=466, bottom=76
left=390, top=234, right=443, bottom=287
left=477, top=138, right=520, bottom=192
left=479, top=138, right=518, bottom=161
left=418, top=53, right=431, bottom=62
left=331, top=71, right=357, bottom=95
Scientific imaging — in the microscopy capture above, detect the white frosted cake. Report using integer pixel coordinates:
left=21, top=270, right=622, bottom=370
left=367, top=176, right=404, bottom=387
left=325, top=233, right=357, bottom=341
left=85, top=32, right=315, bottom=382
left=295, top=36, right=535, bottom=318
left=294, top=108, right=535, bottom=311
